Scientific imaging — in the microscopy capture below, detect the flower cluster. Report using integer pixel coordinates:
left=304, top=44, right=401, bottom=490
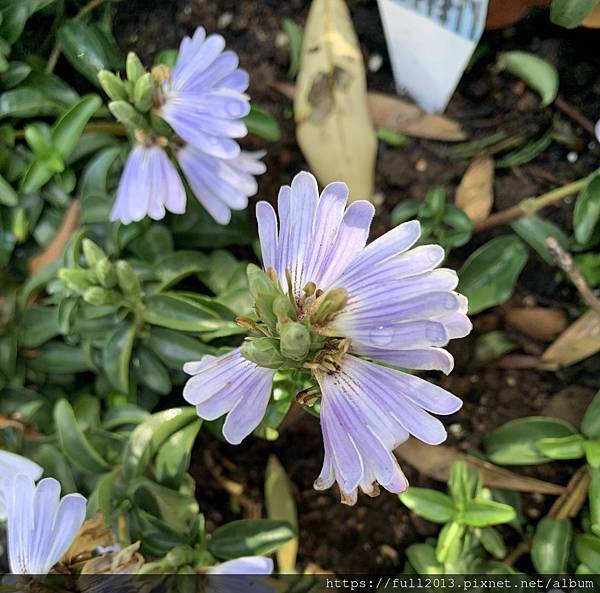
left=104, top=28, right=265, bottom=225
left=183, top=171, right=472, bottom=505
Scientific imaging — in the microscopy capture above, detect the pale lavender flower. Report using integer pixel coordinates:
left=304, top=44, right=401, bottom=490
left=183, top=171, right=471, bottom=504
left=110, top=143, right=186, bottom=224
left=207, top=556, right=274, bottom=593
left=158, top=27, right=250, bottom=159
left=596, top=119, right=600, bottom=143
left=5, top=474, right=86, bottom=574
left=177, top=147, right=266, bottom=224
left=0, top=451, right=42, bottom=520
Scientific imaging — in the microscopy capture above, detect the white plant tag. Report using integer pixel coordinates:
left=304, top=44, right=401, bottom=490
left=377, top=0, right=489, bottom=113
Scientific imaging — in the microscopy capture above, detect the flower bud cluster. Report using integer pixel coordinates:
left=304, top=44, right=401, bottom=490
left=239, top=264, right=348, bottom=371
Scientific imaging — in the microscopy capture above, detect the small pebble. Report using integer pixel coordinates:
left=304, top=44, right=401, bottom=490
left=415, top=159, right=428, bottom=172
left=182, top=5, right=192, bottom=15
left=218, top=12, right=233, bottom=28
left=506, top=376, right=517, bottom=387
left=567, top=151, right=578, bottom=163
left=448, top=423, right=464, bottom=438
left=372, top=192, right=385, bottom=207
left=275, top=31, right=289, bottom=48
left=368, top=53, right=383, bottom=72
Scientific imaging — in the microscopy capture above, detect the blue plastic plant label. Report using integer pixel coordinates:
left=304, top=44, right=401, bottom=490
left=377, top=0, right=489, bottom=113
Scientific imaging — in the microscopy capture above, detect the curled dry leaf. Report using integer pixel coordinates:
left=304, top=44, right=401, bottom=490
left=62, top=513, right=115, bottom=566
left=542, top=309, right=600, bottom=367
left=455, top=155, right=495, bottom=222
left=396, top=438, right=564, bottom=496
left=506, top=306, right=568, bottom=342
left=272, top=81, right=466, bottom=142
left=294, top=0, right=376, bottom=201
left=28, top=199, right=80, bottom=277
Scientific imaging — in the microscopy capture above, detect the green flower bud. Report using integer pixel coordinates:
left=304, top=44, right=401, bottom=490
left=108, top=101, right=147, bottom=129
left=82, top=238, right=107, bottom=268
left=83, top=287, right=120, bottom=306
left=116, top=260, right=141, bottom=297
left=240, top=337, right=284, bottom=369
left=97, top=70, right=129, bottom=101
left=246, top=264, right=280, bottom=327
left=12, top=206, right=27, bottom=243
left=165, top=546, right=195, bottom=569
left=58, top=268, right=94, bottom=293
left=133, top=73, right=155, bottom=112
left=272, top=294, right=295, bottom=323
left=95, top=258, right=117, bottom=288
left=126, top=52, right=146, bottom=84
left=279, top=321, right=311, bottom=362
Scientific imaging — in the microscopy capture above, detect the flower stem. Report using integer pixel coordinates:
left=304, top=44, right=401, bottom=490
left=474, top=168, right=600, bottom=232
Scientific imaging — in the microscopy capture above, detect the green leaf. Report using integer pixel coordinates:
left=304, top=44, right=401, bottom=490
left=52, top=95, right=102, bottom=159
left=0, top=2, right=33, bottom=44
left=87, top=471, right=117, bottom=521
left=405, top=543, right=444, bottom=575
left=58, top=21, right=123, bottom=85
left=537, top=434, right=586, bottom=460
left=128, top=506, right=187, bottom=557
left=243, top=105, right=281, bottom=142
left=573, top=175, right=600, bottom=245
left=133, top=346, right=171, bottom=395
left=576, top=534, right=600, bottom=572
left=102, top=321, right=136, bottom=393
left=500, top=51, right=559, bottom=107
left=209, top=519, right=295, bottom=560
left=551, top=0, right=600, bottom=28
left=473, top=331, right=517, bottom=367
left=282, top=18, right=303, bottom=78
left=155, top=250, right=210, bottom=291
left=479, top=527, right=507, bottom=559
left=484, top=416, right=578, bottom=465
left=584, top=439, right=600, bottom=469
left=582, top=391, right=600, bottom=438
left=461, top=499, right=516, bottom=527
left=145, top=328, right=211, bottom=370
left=458, top=235, right=528, bottom=314
left=436, top=520, right=465, bottom=564
left=399, top=488, right=456, bottom=524
left=391, top=201, right=419, bottom=226
left=142, top=293, right=225, bottom=333
left=265, top=455, right=298, bottom=571
left=589, top=468, right=600, bottom=536
left=28, top=341, right=90, bottom=374
left=0, top=61, right=31, bottom=88
left=0, top=174, right=17, bottom=206
left=53, top=399, right=110, bottom=474
left=155, top=419, right=201, bottom=489
left=19, top=305, right=60, bottom=348
left=511, top=215, right=570, bottom=265
left=0, top=87, right=65, bottom=118
left=122, top=407, right=197, bottom=480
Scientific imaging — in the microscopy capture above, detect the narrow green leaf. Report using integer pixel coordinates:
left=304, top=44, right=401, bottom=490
left=576, top=534, right=600, bottom=571
left=458, top=235, right=528, bottom=314
left=282, top=18, right=303, bottom=78
left=52, top=95, right=102, bottom=159
left=0, top=174, right=17, bottom=207
left=133, top=346, right=171, bottom=395
left=551, top=0, right=600, bottom=28
left=209, top=519, right=295, bottom=560
left=102, top=321, right=136, bottom=393
left=405, top=543, right=443, bottom=575
left=142, top=293, right=224, bottom=333
left=155, top=419, right=201, bottom=489
left=537, top=434, right=586, bottom=460
left=573, top=175, right=600, bottom=245
left=582, top=391, right=600, bottom=438
left=399, top=488, right=456, bottom=524
left=53, top=399, right=110, bottom=474
left=28, top=341, right=90, bottom=374
left=484, top=416, right=578, bottom=465
left=500, top=51, right=559, bottom=107
left=244, top=106, right=281, bottom=142
left=145, top=328, right=211, bottom=370
left=479, top=527, right=507, bottom=559
left=461, top=499, right=516, bottom=527
left=511, top=215, right=570, bottom=264
left=19, top=306, right=60, bottom=348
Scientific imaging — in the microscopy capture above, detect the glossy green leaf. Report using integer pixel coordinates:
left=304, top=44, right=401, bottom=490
left=484, top=416, right=578, bottom=465
left=53, top=399, right=110, bottom=474
left=58, top=21, right=123, bottom=85
left=537, top=434, right=586, bottom=460
left=573, top=175, right=600, bottom=245
left=155, top=250, right=210, bottom=291
left=244, top=106, right=281, bottom=142
left=405, top=543, right=443, bottom=575
left=209, top=519, right=295, bottom=560
left=501, top=51, right=559, bottom=107
left=551, top=0, right=600, bottom=28
left=461, top=499, right=516, bottom=527
left=28, top=341, right=90, bottom=374
left=589, top=467, right=600, bottom=536
left=436, top=520, right=465, bottom=564
left=142, top=293, right=224, bottom=333
left=576, top=534, right=600, bottom=572
left=582, top=391, right=600, bottom=438
left=511, top=215, right=570, bottom=265
left=134, top=346, right=171, bottom=395
left=458, top=235, right=528, bottom=314
left=399, top=488, right=456, bottom=524
left=0, top=87, right=65, bottom=118
left=52, top=95, right=102, bottom=159
left=87, top=470, right=118, bottom=521
left=479, top=527, right=507, bottom=559
left=145, top=328, right=211, bottom=370
left=0, top=174, right=17, bottom=206
left=122, top=407, right=197, bottom=480
left=102, top=321, right=136, bottom=393
left=155, top=419, right=201, bottom=489
left=282, top=18, right=303, bottom=78
left=19, top=305, right=60, bottom=348
left=391, top=201, right=419, bottom=226
left=0, top=61, right=31, bottom=88
left=128, top=506, right=188, bottom=557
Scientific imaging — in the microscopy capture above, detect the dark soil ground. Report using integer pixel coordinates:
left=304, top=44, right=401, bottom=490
left=114, top=0, right=600, bottom=574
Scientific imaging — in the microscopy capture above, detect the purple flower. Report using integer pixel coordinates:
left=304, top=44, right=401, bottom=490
left=207, top=556, right=273, bottom=593
left=0, top=450, right=42, bottom=520
left=596, top=119, right=600, bottom=143
left=183, top=171, right=471, bottom=504
left=158, top=27, right=250, bottom=159
left=5, top=474, right=86, bottom=574
left=110, top=143, right=186, bottom=224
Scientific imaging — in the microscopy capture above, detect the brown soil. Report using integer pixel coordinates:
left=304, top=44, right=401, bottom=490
left=114, top=0, right=600, bottom=574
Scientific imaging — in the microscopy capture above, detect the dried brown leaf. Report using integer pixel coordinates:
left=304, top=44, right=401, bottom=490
left=545, top=386, right=596, bottom=429
left=62, top=513, right=115, bottom=566
left=542, top=309, right=600, bottom=367
left=506, top=306, right=568, bottom=342
left=396, top=439, right=564, bottom=495
left=29, top=199, right=80, bottom=277
left=455, top=156, right=495, bottom=222
left=270, top=81, right=466, bottom=142
left=294, top=0, right=376, bottom=201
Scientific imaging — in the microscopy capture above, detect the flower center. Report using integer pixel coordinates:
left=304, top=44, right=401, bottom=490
left=238, top=265, right=348, bottom=374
